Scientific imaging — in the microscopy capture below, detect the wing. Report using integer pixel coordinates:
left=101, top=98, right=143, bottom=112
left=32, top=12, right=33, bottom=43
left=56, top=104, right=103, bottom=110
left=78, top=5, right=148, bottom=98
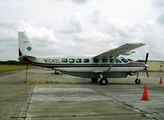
left=93, top=43, right=145, bottom=72
left=93, top=43, right=145, bottom=59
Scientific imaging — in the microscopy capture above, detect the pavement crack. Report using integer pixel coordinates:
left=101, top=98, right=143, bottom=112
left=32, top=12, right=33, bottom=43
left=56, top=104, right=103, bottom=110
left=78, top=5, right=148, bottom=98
left=9, top=113, right=144, bottom=118
left=85, top=85, right=159, bottom=120
left=24, top=72, right=38, bottom=120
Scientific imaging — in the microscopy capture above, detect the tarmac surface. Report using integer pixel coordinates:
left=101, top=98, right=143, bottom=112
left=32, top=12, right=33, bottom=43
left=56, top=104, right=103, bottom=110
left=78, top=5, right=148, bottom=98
left=0, top=67, right=164, bottom=120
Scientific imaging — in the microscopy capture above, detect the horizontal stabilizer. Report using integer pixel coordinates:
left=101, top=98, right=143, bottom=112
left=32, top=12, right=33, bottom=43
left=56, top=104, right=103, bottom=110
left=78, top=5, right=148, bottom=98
left=18, top=54, right=36, bottom=60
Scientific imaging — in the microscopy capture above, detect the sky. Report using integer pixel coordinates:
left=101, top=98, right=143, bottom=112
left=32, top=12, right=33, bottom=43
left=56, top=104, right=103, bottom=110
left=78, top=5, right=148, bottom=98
left=1, top=0, right=164, bottom=61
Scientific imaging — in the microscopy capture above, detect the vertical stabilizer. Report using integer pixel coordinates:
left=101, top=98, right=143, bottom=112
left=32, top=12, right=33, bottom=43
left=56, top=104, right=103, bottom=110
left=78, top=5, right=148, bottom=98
left=18, top=32, right=33, bottom=56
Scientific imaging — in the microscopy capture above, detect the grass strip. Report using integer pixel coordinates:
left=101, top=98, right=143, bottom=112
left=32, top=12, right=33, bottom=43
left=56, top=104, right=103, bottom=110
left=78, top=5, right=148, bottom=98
left=0, top=65, right=33, bottom=73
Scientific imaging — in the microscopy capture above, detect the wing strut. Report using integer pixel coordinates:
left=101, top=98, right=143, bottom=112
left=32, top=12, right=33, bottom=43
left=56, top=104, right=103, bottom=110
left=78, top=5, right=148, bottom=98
left=107, top=55, right=119, bottom=71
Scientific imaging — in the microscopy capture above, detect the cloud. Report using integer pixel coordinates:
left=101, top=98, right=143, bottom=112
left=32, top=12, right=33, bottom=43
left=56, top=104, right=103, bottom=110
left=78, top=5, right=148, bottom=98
left=0, top=20, right=18, bottom=30
left=18, top=21, right=58, bottom=42
left=138, top=22, right=164, bottom=59
left=71, top=0, right=89, bottom=4
left=0, top=21, right=18, bottom=60
left=87, top=8, right=164, bottom=60
left=152, top=0, right=164, bottom=25
left=158, top=13, right=164, bottom=24
left=0, top=36, right=18, bottom=61
left=16, top=21, right=90, bottom=56
left=88, top=11, right=141, bottom=45
left=1, top=0, right=164, bottom=61
left=0, top=20, right=61, bottom=60
left=60, top=13, right=83, bottom=34
left=89, top=9, right=102, bottom=24
left=69, top=13, right=83, bottom=32
left=153, top=0, right=164, bottom=8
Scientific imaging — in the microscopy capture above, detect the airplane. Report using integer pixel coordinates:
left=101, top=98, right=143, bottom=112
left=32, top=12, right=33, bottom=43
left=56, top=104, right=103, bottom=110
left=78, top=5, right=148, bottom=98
left=18, top=31, right=149, bottom=85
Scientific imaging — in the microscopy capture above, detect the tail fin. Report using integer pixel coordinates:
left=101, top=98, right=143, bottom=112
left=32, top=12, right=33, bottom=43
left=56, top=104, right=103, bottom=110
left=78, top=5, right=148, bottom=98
left=18, top=32, right=33, bottom=56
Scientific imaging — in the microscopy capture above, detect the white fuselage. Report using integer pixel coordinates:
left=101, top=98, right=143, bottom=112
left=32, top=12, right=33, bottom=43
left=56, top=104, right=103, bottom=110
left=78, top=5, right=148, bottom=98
left=24, top=56, right=145, bottom=73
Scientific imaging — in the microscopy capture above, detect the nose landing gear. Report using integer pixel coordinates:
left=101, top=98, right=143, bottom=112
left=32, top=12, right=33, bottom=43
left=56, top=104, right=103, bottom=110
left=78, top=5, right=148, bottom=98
left=135, top=73, right=141, bottom=84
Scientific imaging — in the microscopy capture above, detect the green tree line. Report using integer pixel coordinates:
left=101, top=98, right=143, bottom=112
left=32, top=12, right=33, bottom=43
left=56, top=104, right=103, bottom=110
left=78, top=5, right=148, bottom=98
left=0, top=60, right=27, bottom=65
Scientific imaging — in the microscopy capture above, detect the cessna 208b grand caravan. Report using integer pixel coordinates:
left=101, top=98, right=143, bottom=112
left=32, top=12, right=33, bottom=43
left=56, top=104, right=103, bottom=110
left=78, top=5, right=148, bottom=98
left=18, top=31, right=149, bottom=85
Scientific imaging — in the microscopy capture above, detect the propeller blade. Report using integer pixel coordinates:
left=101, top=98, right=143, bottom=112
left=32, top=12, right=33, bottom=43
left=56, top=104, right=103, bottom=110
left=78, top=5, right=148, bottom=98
left=145, top=68, right=149, bottom=77
left=145, top=53, right=149, bottom=64
left=145, top=53, right=149, bottom=77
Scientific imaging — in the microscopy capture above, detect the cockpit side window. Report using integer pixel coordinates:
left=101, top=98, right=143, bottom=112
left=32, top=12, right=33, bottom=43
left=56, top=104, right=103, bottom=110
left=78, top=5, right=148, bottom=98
left=115, top=59, right=122, bottom=63
left=120, top=57, right=128, bottom=63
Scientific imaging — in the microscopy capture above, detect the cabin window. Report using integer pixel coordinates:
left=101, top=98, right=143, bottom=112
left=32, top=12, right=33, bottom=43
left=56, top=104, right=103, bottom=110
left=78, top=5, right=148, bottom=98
left=83, top=58, right=89, bottom=63
left=115, top=59, right=122, bottom=63
left=76, top=58, right=82, bottom=63
left=93, top=59, right=99, bottom=63
left=102, top=59, right=108, bottom=63
left=110, top=59, right=113, bottom=63
left=62, top=58, right=68, bottom=63
left=69, top=58, right=75, bottom=63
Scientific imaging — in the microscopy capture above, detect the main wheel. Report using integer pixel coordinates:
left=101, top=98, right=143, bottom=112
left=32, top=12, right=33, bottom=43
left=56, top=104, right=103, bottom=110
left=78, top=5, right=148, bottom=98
left=91, top=78, right=98, bottom=82
left=135, top=78, right=141, bottom=84
left=100, top=78, right=108, bottom=85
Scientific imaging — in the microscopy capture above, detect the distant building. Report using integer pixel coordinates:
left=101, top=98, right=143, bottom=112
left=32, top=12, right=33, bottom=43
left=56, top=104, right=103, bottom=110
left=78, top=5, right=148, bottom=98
left=147, top=60, right=164, bottom=71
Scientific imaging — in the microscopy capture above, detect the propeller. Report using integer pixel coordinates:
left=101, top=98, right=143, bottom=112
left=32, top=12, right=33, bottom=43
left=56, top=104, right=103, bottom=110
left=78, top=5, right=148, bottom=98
left=145, top=53, right=149, bottom=77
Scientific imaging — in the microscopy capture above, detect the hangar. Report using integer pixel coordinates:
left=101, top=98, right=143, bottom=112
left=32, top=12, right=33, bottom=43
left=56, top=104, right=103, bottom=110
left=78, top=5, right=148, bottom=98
left=147, top=60, right=164, bottom=71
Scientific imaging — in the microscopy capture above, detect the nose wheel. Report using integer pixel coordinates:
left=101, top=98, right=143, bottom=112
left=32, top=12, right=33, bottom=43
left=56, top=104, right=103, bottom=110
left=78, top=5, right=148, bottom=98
left=135, top=78, right=141, bottom=84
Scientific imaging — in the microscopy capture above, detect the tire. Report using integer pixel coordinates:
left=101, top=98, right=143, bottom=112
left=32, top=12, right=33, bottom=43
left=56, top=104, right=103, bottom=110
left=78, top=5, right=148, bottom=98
left=100, top=78, right=108, bottom=85
left=135, top=78, right=141, bottom=84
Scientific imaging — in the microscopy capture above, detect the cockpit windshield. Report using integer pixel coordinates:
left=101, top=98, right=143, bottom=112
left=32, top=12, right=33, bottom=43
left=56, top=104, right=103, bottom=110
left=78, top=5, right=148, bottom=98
left=120, top=57, right=129, bottom=63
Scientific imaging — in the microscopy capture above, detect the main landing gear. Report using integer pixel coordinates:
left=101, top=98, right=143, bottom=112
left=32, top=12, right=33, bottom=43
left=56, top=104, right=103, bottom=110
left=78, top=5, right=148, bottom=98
left=91, top=77, right=108, bottom=85
left=100, top=78, right=108, bottom=85
left=91, top=74, right=108, bottom=85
